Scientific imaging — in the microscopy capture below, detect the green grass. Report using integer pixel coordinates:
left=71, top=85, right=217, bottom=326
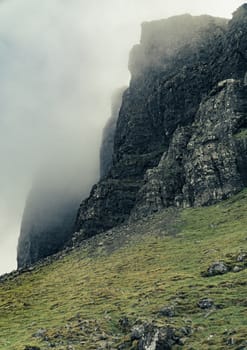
left=0, top=190, right=247, bottom=349
left=234, top=128, right=247, bottom=140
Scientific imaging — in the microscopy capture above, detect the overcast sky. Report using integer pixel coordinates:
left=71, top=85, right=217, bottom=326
left=0, top=0, right=244, bottom=275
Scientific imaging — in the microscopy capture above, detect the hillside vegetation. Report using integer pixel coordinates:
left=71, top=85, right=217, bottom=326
left=1, top=189, right=247, bottom=349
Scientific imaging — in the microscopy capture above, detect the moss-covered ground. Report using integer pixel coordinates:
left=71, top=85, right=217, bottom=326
left=0, top=190, right=247, bottom=349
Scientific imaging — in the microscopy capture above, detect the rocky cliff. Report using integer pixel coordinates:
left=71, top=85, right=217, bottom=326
left=17, top=171, right=84, bottom=268
left=17, top=5, right=247, bottom=266
left=75, top=5, right=247, bottom=240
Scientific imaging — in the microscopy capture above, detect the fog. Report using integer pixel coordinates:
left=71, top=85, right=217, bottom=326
left=0, top=0, right=243, bottom=275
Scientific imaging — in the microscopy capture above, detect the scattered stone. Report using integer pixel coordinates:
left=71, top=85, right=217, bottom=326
left=179, top=337, right=188, bottom=345
left=119, top=316, right=130, bottom=332
left=32, top=328, right=47, bottom=338
left=24, top=346, right=41, bottom=350
left=158, top=305, right=175, bottom=317
left=202, top=261, right=229, bottom=277
left=198, top=298, right=214, bottom=309
left=120, top=323, right=191, bottom=349
left=207, top=334, right=214, bottom=341
left=233, top=266, right=243, bottom=273
left=236, top=341, right=247, bottom=350
left=180, top=327, right=193, bottom=336
left=236, top=252, right=247, bottom=262
left=223, top=329, right=237, bottom=336
left=98, top=332, right=108, bottom=340
left=226, top=337, right=235, bottom=346
left=195, top=326, right=205, bottom=333
left=130, top=324, right=145, bottom=341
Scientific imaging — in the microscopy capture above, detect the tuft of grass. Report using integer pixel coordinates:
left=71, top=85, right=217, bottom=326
left=0, top=190, right=247, bottom=349
left=234, top=128, right=247, bottom=139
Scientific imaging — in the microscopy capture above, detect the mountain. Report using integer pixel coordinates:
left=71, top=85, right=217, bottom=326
left=16, top=157, right=93, bottom=269
left=17, top=177, right=80, bottom=268
left=18, top=6, right=247, bottom=267
left=5, top=5, right=247, bottom=349
left=75, top=6, right=247, bottom=242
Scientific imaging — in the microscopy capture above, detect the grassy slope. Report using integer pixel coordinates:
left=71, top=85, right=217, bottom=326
left=0, top=190, right=247, bottom=350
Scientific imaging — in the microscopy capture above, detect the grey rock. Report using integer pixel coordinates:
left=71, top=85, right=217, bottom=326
left=32, top=328, right=47, bottom=338
left=119, top=316, right=130, bottom=332
left=236, top=252, right=247, bottom=262
left=226, top=337, right=236, bottom=346
left=233, top=266, right=243, bottom=273
left=236, top=340, right=247, bottom=350
left=198, top=298, right=214, bottom=309
left=127, top=323, right=185, bottom=350
left=180, top=327, right=193, bottom=336
left=203, top=261, right=229, bottom=277
left=130, top=325, right=145, bottom=341
left=158, top=305, right=175, bottom=317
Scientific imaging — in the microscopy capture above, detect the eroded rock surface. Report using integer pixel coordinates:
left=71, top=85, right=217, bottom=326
left=75, top=6, right=247, bottom=240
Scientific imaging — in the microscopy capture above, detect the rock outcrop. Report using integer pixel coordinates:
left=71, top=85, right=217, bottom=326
left=119, top=323, right=193, bottom=349
left=75, top=6, right=247, bottom=240
left=131, top=80, right=247, bottom=218
left=17, top=172, right=84, bottom=268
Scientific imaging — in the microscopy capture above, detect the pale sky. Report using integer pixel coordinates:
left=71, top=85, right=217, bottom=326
left=0, top=0, right=244, bottom=275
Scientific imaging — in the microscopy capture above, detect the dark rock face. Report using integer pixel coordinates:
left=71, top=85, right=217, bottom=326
left=75, top=179, right=141, bottom=238
left=119, top=323, right=192, bottom=349
left=17, top=176, right=83, bottom=268
left=100, top=87, right=126, bottom=179
left=132, top=80, right=247, bottom=218
left=75, top=6, right=247, bottom=240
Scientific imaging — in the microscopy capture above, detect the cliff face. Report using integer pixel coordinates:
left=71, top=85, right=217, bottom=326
left=131, top=80, right=247, bottom=219
left=17, top=6, right=247, bottom=266
left=17, top=173, right=83, bottom=268
left=75, top=6, right=247, bottom=239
